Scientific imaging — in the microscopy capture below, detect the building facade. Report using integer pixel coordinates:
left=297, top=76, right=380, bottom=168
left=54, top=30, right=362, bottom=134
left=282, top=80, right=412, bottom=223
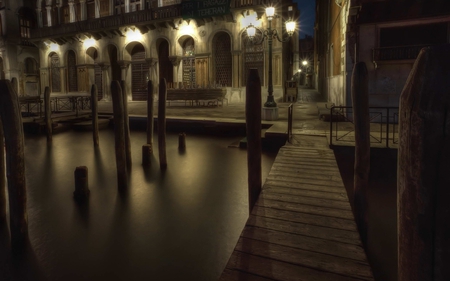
left=315, top=0, right=450, bottom=107
left=0, top=0, right=300, bottom=104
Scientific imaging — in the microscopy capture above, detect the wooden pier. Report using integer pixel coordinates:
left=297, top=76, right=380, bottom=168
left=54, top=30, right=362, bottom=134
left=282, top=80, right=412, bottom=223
left=220, top=141, right=374, bottom=280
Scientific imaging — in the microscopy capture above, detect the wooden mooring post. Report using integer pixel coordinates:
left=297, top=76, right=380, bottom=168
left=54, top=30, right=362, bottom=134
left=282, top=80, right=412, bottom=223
left=142, top=80, right=154, bottom=166
left=111, top=81, right=128, bottom=191
left=44, top=86, right=52, bottom=143
left=0, top=118, right=5, bottom=222
left=398, top=44, right=450, bottom=281
left=246, top=69, right=262, bottom=212
left=91, top=84, right=99, bottom=147
left=120, top=80, right=132, bottom=171
left=0, top=80, right=28, bottom=245
left=158, top=78, right=167, bottom=170
left=351, top=62, right=370, bottom=246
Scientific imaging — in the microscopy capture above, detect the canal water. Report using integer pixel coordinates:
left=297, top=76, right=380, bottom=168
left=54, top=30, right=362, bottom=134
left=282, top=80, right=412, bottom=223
left=1, top=129, right=277, bottom=281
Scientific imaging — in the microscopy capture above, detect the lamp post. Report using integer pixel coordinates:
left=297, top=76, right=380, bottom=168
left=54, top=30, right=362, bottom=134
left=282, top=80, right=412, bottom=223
left=246, top=6, right=296, bottom=120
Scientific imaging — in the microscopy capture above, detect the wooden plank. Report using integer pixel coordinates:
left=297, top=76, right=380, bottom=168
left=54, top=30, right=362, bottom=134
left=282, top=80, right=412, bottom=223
left=246, top=216, right=361, bottom=245
left=262, top=186, right=348, bottom=202
left=268, top=171, right=344, bottom=183
left=251, top=205, right=356, bottom=231
left=219, top=269, right=274, bottom=281
left=226, top=251, right=367, bottom=281
left=241, top=225, right=367, bottom=261
left=271, top=163, right=343, bottom=175
left=235, top=237, right=373, bottom=280
left=260, top=192, right=351, bottom=211
left=268, top=175, right=345, bottom=188
left=264, top=180, right=345, bottom=194
left=254, top=198, right=353, bottom=220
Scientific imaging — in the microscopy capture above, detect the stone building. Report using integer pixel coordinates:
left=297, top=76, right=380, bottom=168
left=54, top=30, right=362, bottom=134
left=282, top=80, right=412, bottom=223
left=315, top=0, right=450, bottom=107
left=0, top=0, right=300, bottom=104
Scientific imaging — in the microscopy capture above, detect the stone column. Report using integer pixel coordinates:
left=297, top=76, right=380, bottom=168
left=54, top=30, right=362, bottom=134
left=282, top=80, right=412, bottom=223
left=168, top=56, right=181, bottom=87
left=146, top=58, right=158, bottom=91
left=98, top=63, right=110, bottom=101
left=124, top=0, right=130, bottom=13
left=80, top=0, right=87, bottom=21
left=46, top=5, right=53, bottom=26
left=117, top=60, right=130, bottom=100
left=68, top=0, right=76, bottom=23
left=36, top=8, right=43, bottom=27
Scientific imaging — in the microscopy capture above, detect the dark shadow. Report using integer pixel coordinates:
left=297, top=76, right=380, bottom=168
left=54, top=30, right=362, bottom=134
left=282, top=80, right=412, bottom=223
left=73, top=196, right=90, bottom=227
left=0, top=226, right=46, bottom=281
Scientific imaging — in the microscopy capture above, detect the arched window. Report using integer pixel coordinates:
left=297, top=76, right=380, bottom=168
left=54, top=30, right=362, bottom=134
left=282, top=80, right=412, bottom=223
left=131, top=44, right=149, bottom=100
left=49, top=53, right=61, bottom=92
left=213, top=32, right=232, bottom=87
left=25, top=58, right=38, bottom=75
left=243, top=31, right=264, bottom=86
left=158, top=40, right=172, bottom=84
left=67, top=50, right=78, bottom=92
left=182, top=38, right=195, bottom=87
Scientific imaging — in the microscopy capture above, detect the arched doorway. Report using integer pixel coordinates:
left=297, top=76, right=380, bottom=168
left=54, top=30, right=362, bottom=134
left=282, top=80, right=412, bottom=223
left=49, top=52, right=61, bottom=92
left=0, top=57, right=4, bottom=79
left=130, top=43, right=149, bottom=101
left=213, top=32, right=232, bottom=87
left=86, top=47, right=102, bottom=100
left=158, top=40, right=172, bottom=85
left=67, top=50, right=78, bottom=92
left=107, top=44, right=121, bottom=82
left=242, top=31, right=264, bottom=86
left=182, top=37, right=195, bottom=87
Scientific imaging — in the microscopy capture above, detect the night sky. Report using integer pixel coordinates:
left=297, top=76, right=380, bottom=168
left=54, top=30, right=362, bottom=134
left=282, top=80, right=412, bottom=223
left=293, top=0, right=315, bottom=38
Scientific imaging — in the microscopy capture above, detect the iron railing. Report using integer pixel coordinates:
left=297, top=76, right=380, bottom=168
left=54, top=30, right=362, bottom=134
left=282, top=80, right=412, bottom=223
left=373, top=45, right=430, bottom=61
left=287, top=103, right=293, bottom=143
left=329, top=106, right=399, bottom=148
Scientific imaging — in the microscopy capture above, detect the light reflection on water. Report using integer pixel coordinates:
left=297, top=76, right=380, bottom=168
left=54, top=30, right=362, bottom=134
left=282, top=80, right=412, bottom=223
left=20, top=129, right=276, bottom=281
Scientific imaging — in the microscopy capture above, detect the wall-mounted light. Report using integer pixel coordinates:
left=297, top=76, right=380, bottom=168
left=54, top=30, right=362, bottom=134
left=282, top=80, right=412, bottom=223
left=49, top=43, right=59, bottom=52
left=83, top=38, right=96, bottom=49
left=125, top=28, right=142, bottom=42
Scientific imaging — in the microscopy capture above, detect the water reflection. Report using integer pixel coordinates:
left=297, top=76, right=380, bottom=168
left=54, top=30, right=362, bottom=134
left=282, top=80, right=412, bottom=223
left=1, top=130, right=276, bottom=281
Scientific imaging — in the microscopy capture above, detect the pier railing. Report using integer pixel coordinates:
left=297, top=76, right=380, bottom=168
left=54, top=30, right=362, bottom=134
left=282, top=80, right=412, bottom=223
left=329, top=106, right=399, bottom=148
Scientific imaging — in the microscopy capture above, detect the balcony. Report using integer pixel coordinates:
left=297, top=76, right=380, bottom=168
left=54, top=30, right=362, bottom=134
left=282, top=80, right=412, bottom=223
left=372, top=44, right=431, bottom=64
left=29, top=1, right=279, bottom=42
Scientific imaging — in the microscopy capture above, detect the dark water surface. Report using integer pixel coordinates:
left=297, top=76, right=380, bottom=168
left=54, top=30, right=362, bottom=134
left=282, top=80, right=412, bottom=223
left=1, top=130, right=276, bottom=281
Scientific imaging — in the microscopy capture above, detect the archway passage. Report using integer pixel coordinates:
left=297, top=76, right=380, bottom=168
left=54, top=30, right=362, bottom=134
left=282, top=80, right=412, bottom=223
left=68, top=50, right=78, bottom=92
left=243, top=32, right=264, bottom=87
left=131, top=44, right=149, bottom=101
left=182, top=37, right=195, bottom=87
left=49, top=53, right=61, bottom=92
left=213, top=32, right=232, bottom=87
left=158, top=40, right=172, bottom=86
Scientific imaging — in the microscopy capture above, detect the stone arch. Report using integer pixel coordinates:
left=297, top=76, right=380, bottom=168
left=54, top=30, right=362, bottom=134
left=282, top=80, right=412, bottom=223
left=67, top=50, right=78, bottom=92
left=157, top=38, right=172, bottom=85
left=178, top=35, right=195, bottom=87
left=128, top=42, right=148, bottom=100
left=241, top=29, right=264, bottom=86
left=212, top=31, right=232, bottom=87
left=48, top=52, right=61, bottom=92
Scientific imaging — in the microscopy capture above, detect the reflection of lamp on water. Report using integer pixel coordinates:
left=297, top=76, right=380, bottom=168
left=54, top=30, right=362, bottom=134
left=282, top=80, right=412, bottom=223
left=245, top=6, right=296, bottom=120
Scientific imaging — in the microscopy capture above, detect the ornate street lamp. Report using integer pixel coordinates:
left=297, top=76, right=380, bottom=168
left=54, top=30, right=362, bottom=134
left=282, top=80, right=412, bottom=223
left=246, top=6, right=296, bottom=112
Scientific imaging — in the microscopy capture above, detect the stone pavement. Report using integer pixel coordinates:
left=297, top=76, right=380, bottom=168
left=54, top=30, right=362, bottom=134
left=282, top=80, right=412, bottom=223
left=97, top=87, right=330, bottom=144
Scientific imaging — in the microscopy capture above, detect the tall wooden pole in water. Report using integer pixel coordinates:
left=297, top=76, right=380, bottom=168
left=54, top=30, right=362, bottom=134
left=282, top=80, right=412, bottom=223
left=351, top=62, right=370, bottom=246
left=147, top=80, right=154, bottom=146
left=246, top=69, right=262, bottom=213
left=91, top=84, right=99, bottom=146
left=120, top=80, right=132, bottom=171
left=111, top=81, right=128, bottom=191
left=0, top=118, right=5, bottom=222
left=44, top=86, right=52, bottom=143
left=142, top=80, right=154, bottom=165
left=398, top=44, right=450, bottom=281
left=0, top=80, right=28, bottom=245
left=158, top=78, right=167, bottom=169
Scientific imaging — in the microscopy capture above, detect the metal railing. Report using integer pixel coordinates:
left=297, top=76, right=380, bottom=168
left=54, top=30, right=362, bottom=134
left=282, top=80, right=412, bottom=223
left=373, top=45, right=430, bottom=61
left=287, top=103, right=293, bottom=143
left=329, top=106, right=399, bottom=148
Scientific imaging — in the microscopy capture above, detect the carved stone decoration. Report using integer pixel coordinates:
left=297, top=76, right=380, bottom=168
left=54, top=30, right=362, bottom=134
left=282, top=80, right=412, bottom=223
left=145, top=58, right=158, bottom=67
left=168, top=56, right=182, bottom=67
left=199, top=30, right=207, bottom=37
